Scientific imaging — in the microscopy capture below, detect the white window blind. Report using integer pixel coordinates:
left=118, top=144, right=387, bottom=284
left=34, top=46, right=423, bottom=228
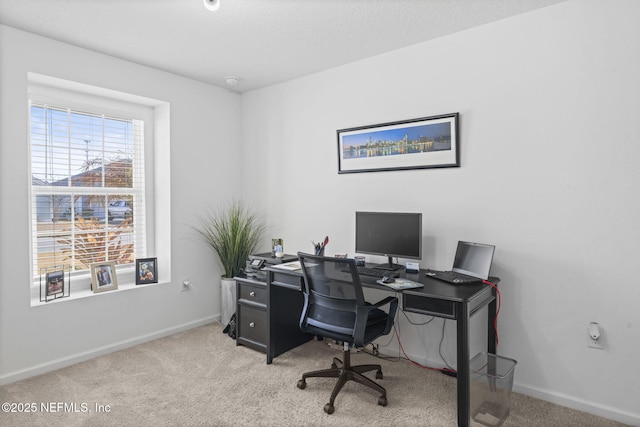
left=30, top=102, right=147, bottom=278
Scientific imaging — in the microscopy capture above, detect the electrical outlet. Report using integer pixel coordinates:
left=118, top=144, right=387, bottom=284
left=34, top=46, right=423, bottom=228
left=587, top=322, right=603, bottom=350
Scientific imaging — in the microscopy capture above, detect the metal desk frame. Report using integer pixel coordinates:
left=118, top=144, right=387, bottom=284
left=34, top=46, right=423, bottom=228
left=260, top=265, right=498, bottom=427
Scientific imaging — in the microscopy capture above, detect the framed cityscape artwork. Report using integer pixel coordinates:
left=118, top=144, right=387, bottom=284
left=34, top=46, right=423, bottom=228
left=337, top=113, right=459, bottom=174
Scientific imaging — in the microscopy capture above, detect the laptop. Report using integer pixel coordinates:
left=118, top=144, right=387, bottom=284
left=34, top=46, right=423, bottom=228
left=426, top=241, right=495, bottom=284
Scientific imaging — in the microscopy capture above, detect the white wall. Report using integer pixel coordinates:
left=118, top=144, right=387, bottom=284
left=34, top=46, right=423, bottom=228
left=240, top=0, right=640, bottom=424
left=0, top=25, right=242, bottom=383
left=2, top=0, right=639, bottom=424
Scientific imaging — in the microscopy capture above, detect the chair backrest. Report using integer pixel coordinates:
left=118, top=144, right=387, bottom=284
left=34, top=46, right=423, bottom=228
left=297, top=252, right=365, bottom=340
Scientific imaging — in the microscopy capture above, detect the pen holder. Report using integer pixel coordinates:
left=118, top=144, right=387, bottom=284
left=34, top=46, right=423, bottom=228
left=312, top=236, right=328, bottom=256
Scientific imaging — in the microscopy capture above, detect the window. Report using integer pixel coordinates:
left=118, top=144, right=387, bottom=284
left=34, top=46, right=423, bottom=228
left=27, top=74, right=168, bottom=299
left=30, top=103, right=145, bottom=273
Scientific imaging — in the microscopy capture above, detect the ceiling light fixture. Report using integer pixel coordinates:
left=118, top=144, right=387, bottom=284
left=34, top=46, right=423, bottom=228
left=225, top=76, right=240, bottom=86
left=203, top=0, right=220, bottom=12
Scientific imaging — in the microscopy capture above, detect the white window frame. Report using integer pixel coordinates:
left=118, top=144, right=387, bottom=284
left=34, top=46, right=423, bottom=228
left=28, top=73, right=171, bottom=304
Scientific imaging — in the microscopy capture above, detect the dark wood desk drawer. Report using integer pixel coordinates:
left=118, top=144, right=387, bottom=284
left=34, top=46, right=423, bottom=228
left=237, top=281, right=267, bottom=305
left=237, top=303, right=267, bottom=349
left=403, top=293, right=456, bottom=319
left=271, top=271, right=302, bottom=290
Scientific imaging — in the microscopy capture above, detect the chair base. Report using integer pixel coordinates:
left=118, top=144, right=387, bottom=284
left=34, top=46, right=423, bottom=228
left=296, top=347, right=388, bottom=414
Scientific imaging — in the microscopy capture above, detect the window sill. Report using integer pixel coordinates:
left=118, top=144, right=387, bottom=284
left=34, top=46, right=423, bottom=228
left=31, top=276, right=167, bottom=307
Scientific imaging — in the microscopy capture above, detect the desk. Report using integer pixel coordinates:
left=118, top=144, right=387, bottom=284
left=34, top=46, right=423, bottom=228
left=235, top=265, right=498, bottom=427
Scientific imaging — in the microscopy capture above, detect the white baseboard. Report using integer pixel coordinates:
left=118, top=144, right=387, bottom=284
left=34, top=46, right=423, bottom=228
left=514, top=383, right=640, bottom=427
left=377, top=346, right=639, bottom=426
left=0, top=316, right=219, bottom=386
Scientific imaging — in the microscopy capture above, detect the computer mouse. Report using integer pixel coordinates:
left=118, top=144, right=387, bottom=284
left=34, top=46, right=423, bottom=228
left=382, top=275, right=395, bottom=284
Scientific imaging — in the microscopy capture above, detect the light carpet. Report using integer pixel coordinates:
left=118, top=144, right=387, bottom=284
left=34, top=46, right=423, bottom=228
left=0, top=323, right=628, bottom=427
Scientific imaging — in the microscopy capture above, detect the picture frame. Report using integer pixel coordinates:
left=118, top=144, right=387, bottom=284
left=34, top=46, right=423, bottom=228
left=337, top=113, right=459, bottom=174
left=40, top=266, right=70, bottom=302
left=271, top=238, right=284, bottom=257
left=90, top=261, right=118, bottom=293
left=45, top=269, right=65, bottom=297
left=136, top=257, right=158, bottom=285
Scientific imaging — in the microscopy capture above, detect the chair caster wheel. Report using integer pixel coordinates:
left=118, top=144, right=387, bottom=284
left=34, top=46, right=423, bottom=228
left=378, top=395, right=388, bottom=407
left=376, top=370, right=383, bottom=380
left=297, top=379, right=306, bottom=389
left=324, top=403, right=335, bottom=414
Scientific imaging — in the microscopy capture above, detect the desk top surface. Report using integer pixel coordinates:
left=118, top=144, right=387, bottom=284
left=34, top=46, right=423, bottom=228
left=263, top=262, right=499, bottom=303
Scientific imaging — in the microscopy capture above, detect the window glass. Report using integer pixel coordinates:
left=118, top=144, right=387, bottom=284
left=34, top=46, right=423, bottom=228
left=30, top=103, right=146, bottom=277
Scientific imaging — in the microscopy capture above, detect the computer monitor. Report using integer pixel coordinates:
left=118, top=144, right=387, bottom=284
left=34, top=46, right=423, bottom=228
left=355, top=211, right=422, bottom=270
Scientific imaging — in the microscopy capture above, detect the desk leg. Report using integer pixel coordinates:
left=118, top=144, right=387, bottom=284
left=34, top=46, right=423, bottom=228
left=488, top=289, right=497, bottom=354
left=266, top=279, right=313, bottom=365
left=457, top=303, right=470, bottom=427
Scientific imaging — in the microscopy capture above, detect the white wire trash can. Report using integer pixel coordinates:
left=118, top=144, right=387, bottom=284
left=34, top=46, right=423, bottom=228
left=470, top=352, right=518, bottom=427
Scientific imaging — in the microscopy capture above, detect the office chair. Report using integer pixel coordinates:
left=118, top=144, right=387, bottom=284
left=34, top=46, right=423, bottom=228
left=295, top=252, right=398, bottom=414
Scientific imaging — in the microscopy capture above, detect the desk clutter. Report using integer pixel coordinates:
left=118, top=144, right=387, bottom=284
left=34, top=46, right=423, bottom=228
left=270, top=261, right=304, bottom=271
left=244, top=252, right=298, bottom=280
left=376, top=278, right=424, bottom=291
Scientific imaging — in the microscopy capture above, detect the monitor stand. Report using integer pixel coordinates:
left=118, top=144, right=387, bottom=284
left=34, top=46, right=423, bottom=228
left=372, top=257, right=403, bottom=271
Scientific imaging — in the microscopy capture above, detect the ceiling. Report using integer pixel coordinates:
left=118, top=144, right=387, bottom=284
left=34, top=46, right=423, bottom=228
left=0, top=0, right=565, bottom=93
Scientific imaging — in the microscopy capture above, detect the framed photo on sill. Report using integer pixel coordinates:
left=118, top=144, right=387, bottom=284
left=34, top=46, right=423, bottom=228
left=337, top=113, right=459, bottom=174
left=40, top=266, right=70, bottom=302
left=136, top=257, right=158, bottom=285
left=45, top=269, right=65, bottom=297
left=90, top=261, right=118, bottom=293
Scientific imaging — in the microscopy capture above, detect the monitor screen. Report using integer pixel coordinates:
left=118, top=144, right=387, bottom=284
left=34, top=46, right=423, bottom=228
left=355, top=211, right=422, bottom=270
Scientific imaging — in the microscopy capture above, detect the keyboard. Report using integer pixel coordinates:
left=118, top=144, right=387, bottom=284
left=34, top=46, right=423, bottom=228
left=355, top=266, right=400, bottom=278
left=425, top=269, right=481, bottom=284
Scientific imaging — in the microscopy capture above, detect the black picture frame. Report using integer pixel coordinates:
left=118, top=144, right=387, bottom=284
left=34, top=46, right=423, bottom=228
left=337, top=113, right=459, bottom=174
left=45, top=270, right=64, bottom=297
left=40, top=266, right=70, bottom=302
left=136, top=257, right=158, bottom=285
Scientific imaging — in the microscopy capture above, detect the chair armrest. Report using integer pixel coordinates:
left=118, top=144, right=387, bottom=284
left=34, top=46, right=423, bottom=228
left=369, top=296, right=398, bottom=310
left=353, top=296, right=399, bottom=347
left=374, top=296, right=398, bottom=336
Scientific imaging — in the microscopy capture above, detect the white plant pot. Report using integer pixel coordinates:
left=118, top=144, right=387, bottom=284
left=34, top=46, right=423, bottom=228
left=220, top=277, right=236, bottom=326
